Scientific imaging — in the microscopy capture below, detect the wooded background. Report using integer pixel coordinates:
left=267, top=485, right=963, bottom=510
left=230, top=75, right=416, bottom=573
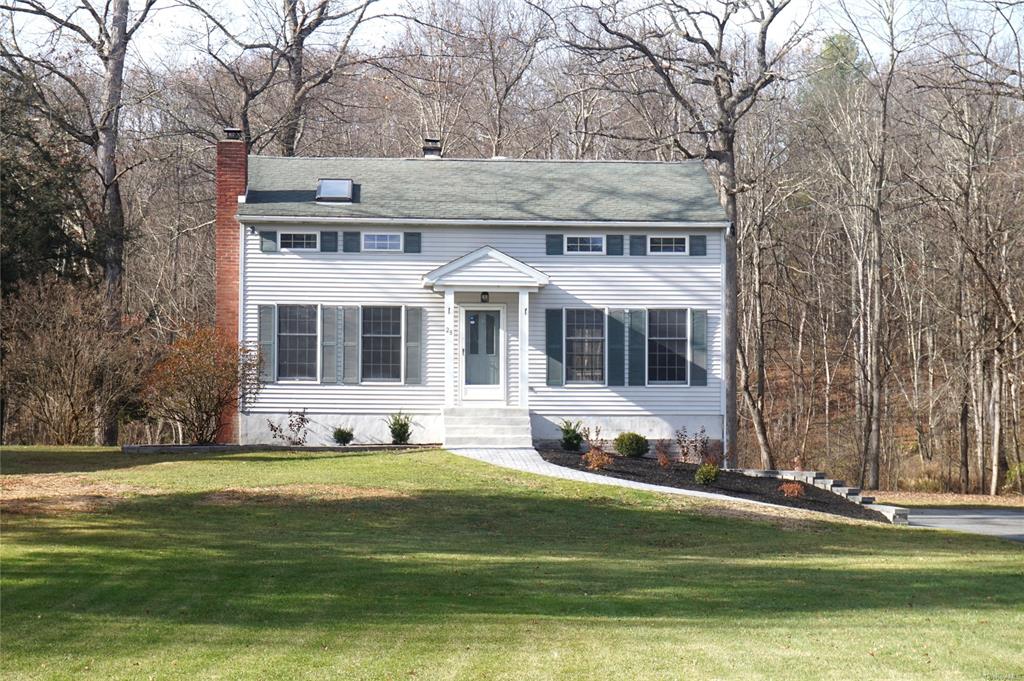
left=2, top=0, right=1021, bottom=493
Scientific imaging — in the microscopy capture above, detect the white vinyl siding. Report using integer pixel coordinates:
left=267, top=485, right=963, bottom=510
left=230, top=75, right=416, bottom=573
left=242, top=225, right=722, bottom=417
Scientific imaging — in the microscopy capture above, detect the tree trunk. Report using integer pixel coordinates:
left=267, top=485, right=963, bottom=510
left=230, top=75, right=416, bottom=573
left=959, top=394, right=970, bottom=493
left=95, top=0, right=131, bottom=446
left=715, top=132, right=739, bottom=469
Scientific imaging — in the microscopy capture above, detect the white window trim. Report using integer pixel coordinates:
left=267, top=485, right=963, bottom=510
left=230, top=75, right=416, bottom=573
left=274, top=303, right=321, bottom=383
left=563, top=306, right=609, bottom=387
left=647, top=235, right=688, bottom=255
left=644, top=306, right=691, bottom=387
left=362, top=232, right=404, bottom=252
left=564, top=234, right=606, bottom=255
left=279, top=231, right=319, bottom=252
left=358, top=304, right=406, bottom=385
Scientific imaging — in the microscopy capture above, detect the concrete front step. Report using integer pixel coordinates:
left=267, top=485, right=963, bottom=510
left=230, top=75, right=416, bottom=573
left=444, top=436, right=535, bottom=448
left=444, top=424, right=530, bottom=438
left=865, top=503, right=910, bottom=525
left=442, top=406, right=532, bottom=449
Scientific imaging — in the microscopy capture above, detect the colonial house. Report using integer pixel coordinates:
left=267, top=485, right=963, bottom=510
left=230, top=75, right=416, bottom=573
left=214, top=131, right=729, bottom=451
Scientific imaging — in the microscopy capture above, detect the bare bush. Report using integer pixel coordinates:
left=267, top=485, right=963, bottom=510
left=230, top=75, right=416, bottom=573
left=1, top=281, right=151, bottom=444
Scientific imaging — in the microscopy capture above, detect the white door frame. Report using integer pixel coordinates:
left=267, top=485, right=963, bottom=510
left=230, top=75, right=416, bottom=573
left=459, top=303, right=507, bottom=404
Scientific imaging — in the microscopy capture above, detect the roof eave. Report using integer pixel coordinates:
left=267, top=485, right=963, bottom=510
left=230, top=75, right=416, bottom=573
left=236, top=214, right=731, bottom=228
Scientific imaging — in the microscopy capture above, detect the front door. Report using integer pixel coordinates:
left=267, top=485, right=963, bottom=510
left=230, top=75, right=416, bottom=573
left=461, top=307, right=504, bottom=402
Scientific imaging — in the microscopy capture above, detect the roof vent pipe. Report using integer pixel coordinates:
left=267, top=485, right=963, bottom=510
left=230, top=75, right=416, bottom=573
left=422, top=137, right=442, bottom=158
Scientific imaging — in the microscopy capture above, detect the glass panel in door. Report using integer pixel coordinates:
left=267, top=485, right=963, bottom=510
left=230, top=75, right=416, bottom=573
left=465, top=310, right=500, bottom=385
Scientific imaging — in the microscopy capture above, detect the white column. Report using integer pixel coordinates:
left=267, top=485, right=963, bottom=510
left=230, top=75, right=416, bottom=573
left=444, top=288, right=456, bottom=406
left=518, top=288, right=530, bottom=408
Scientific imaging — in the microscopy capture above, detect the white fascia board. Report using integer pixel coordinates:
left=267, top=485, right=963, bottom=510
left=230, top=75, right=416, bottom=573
left=238, top=215, right=731, bottom=229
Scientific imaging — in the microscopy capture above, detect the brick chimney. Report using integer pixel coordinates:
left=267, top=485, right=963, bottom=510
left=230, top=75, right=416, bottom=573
left=215, top=127, right=247, bottom=443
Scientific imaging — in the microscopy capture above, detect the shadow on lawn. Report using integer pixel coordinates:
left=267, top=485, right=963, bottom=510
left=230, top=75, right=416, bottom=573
left=0, top=448, right=401, bottom=475
left=4, top=487, right=1022, bottom=637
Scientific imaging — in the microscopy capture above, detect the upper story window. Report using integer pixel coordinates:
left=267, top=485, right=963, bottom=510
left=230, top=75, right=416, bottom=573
left=277, top=305, right=318, bottom=380
left=361, top=306, right=403, bottom=382
left=565, top=308, right=605, bottom=384
left=280, top=233, right=318, bottom=250
left=649, top=236, right=687, bottom=254
left=648, top=309, right=688, bottom=384
left=363, top=233, right=402, bottom=252
left=565, top=235, right=605, bottom=254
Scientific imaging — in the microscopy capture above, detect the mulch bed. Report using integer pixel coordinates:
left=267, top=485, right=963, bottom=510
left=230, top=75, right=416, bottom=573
left=538, top=448, right=888, bottom=523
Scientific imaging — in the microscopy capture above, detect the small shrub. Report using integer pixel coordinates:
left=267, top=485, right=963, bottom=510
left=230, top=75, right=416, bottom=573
left=385, top=411, right=413, bottom=444
left=614, top=432, right=649, bottom=458
left=559, top=419, right=584, bottom=451
left=582, top=446, right=613, bottom=470
left=332, top=427, right=354, bottom=446
left=778, top=481, right=804, bottom=498
left=694, top=462, right=719, bottom=486
left=655, top=440, right=673, bottom=469
left=675, top=426, right=711, bottom=464
left=581, top=424, right=603, bottom=450
left=268, top=409, right=310, bottom=446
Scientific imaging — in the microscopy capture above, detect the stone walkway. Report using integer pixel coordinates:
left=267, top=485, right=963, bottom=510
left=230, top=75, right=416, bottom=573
left=449, top=447, right=779, bottom=508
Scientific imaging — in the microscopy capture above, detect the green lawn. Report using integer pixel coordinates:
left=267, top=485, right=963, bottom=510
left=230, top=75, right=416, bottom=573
left=2, top=447, right=1022, bottom=680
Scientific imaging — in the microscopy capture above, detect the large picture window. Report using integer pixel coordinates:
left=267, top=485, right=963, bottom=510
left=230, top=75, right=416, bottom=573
left=565, top=309, right=605, bottom=383
left=277, top=305, right=318, bottom=379
left=648, top=309, right=688, bottom=384
left=361, top=306, right=402, bottom=381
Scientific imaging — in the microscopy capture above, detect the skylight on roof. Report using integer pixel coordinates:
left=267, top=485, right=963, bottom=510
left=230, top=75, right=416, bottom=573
left=316, top=178, right=353, bottom=202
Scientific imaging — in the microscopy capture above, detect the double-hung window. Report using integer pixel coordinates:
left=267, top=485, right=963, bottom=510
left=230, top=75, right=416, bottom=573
left=649, top=236, right=687, bottom=254
left=361, top=306, right=402, bottom=381
left=277, top=305, right=318, bottom=379
left=647, top=309, right=688, bottom=384
left=565, top=235, right=605, bottom=254
left=362, top=233, right=402, bottom=251
left=280, top=232, right=318, bottom=250
left=565, top=309, right=605, bottom=383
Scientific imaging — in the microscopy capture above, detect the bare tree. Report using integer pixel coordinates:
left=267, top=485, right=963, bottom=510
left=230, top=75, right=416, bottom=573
left=564, top=0, right=807, bottom=466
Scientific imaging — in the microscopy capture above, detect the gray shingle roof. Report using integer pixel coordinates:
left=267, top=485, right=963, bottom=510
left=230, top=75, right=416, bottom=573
left=238, top=156, right=728, bottom=223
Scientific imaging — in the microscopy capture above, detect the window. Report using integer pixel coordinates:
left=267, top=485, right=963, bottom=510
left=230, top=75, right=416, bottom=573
left=280, top=232, right=318, bottom=250
left=277, top=305, right=318, bottom=380
left=649, top=236, right=687, bottom=254
left=648, top=309, right=688, bottom=384
left=361, top=306, right=402, bottom=381
left=316, top=178, right=353, bottom=202
left=565, top=235, right=605, bottom=254
left=565, top=309, right=605, bottom=383
left=363, top=233, right=402, bottom=251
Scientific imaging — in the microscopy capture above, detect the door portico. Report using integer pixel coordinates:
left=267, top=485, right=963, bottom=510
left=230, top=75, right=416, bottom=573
left=422, top=246, right=549, bottom=409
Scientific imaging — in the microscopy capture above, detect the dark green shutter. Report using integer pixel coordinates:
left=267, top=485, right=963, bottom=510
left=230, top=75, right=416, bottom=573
left=258, top=305, right=275, bottom=381
left=607, top=235, right=624, bottom=256
left=690, top=309, right=707, bottom=386
left=545, top=308, right=564, bottom=386
left=320, top=231, right=338, bottom=252
left=608, top=309, right=626, bottom=386
left=342, top=307, right=360, bottom=384
left=321, top=306, right=338, bottom=383
left=260, top=231, right=278, bottom=253
left=690, top=235, right=707, bottom=256
left=404, top=232, right=422, bottom=253
left=546, top=234, right=564, bottom=255
left=628, top=309, right=646, bottom=385
left=342, top=232, right=360, bottom=252
left=405, top=307, right=423, bottom=384
left=629, top=235, right=647, bottom=256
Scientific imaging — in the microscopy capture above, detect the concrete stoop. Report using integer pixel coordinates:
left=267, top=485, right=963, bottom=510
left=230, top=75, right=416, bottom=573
left=442, top=406, right=533, bottom=449
left=734, top=468, right=909, bottom=525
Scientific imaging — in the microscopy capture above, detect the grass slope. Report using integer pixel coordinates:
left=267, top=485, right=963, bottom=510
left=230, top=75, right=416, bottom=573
left=2, top=447, right=1022, bottom=680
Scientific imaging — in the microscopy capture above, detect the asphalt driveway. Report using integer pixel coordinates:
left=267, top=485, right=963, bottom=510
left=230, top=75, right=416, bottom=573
left=909, top=508, right=1024, bottom=543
